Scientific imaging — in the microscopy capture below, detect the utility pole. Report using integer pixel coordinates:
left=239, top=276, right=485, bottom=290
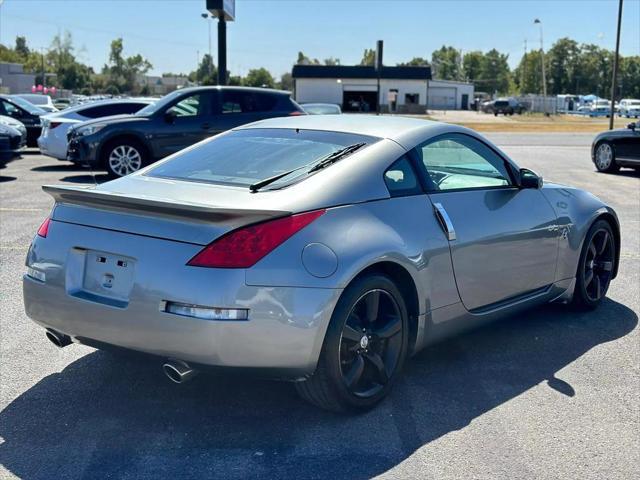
left=201, top=13, right=213, bottom=80
left=609, top=0, right=623, bottom=130
left=522, top=39, right=527, bottom=93
left=217, top=15, right=226, bottom=85
left=534, top=19, right=547, bottom=114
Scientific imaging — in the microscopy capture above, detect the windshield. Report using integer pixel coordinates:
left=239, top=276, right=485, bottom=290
left=304, top=104, right=341, bottom=115
left=136, top=90, right=185, bottom=116
left=18, top=94, right=51, bottom=105
left=7, top=95, right=46, bottom=115
left=147, top=128, right=378, bottom=188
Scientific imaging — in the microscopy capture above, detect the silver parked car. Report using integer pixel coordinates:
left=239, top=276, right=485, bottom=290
left=23, top=116, right=620, bottom=412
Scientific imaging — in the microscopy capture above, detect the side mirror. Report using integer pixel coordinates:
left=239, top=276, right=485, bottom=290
left=164, top=110, right=177, bottom=124
left=519, top=168, right=543, bottom=189
left=627, top=122, right=636, bottom=131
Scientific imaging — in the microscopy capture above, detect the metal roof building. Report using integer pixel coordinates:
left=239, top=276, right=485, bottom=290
left=292, top=65, right=474, bottom=113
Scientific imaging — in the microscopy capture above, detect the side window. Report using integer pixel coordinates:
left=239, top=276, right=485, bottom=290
left=1, top=101, right=21, bottom=117
left=167, top=94, right=203, bottom=117
left=384, top=155, right=422, bottom=197
left=81, top=105, right=117, bottom=118
left=417, top=135, right=512, bottom=191
left=221, top=92, right=277, bottom=114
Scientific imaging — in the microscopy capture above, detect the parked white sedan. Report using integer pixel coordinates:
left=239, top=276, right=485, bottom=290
left=38, top=99, right=153, bottom=160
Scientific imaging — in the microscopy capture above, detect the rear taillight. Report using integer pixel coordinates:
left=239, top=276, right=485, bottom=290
left=37, top=217, right=51, bottom=238
left=187, top=209, right=326, bottom=268
left=49, top=122, right=62, bottom=129
left=288, top=110, right=305, bottom=116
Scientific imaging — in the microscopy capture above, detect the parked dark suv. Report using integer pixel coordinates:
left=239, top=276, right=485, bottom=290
left=490, top=98, right=526, bottom=116
left=0, top=94, right=46, bottom=147
left=67, top=86, right=305, bottom=177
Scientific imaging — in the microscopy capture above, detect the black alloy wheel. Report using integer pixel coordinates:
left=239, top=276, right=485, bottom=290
left=572, top=220, right=616, bottom=310
left=295, top=274, right=409, bottom=412
left=339, top=289, right=403, bottom=398
left=582, top=228, right=614, bottom=302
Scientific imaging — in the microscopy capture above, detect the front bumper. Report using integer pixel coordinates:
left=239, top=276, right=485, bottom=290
left=67, top=134, right=100, bottom=166
left=0, top=133, right=26, bottom=154
left=23, top=221, right=341, bottom=379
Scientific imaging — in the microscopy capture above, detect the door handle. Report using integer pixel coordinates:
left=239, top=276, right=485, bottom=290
left=433, top=203, right=457, bottom=241
left=201, top=122, right=210, bottom=129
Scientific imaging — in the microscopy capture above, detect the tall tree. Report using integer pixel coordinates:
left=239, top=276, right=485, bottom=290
left=546, top=38, right=581, bottom=95
left=194, top=54, right=217, bottom=85
left=479, top=49, right=511, bottom=94
left=278, top=72, right=293, bottom=91
left=462, top=51, right=483, bottom=82
left=513, top=50, right=544, bottom=94
left=15, top=36, right=30, bottom=58
left=296, top=51, right=320, bottom=65
left=431, top=46, right=461, bottom=80
left=103, top=38, right=152, bottom=94
left=244, top=68, right=275, bottom=88
left=397, top=57, right=430, bottom=66
left=359, top=48, right=376, bottom=66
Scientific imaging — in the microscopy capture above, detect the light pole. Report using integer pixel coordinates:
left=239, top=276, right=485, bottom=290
left=201, top=13, right=213, bottom=80
left=534, top=18, right=548, bottom=114
left=609, top=0, right=623, bottom=129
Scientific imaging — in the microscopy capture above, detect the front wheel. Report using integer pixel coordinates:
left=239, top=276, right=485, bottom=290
left=572, top=220, right=616, bottom=310
left=104, top=141, right=146, bottom=178
left=296, top=274, right=409, bottom=412
left=594, top=142, right=619, bottom=173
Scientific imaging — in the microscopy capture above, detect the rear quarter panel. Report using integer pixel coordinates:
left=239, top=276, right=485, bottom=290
left=540, top=182, right=620, bottom=281
left=245, top=196, right=460, bottom=315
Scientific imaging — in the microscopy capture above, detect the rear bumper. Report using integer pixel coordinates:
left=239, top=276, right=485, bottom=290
left=24, top=275, right=339, bottom=379
left=38, top=135, right=68, bottom=160
left=22, top=221, right=340, bottom=378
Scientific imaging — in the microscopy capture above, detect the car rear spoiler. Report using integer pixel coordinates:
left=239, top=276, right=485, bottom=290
left=42, top=185, right=290, bottom=225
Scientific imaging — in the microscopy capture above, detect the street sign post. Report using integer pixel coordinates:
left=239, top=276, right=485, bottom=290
left=206, top=0, right=235, bottom=85
left=375, top=40, right=383, bottom=115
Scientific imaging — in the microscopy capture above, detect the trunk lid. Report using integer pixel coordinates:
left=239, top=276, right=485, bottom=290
left=45, top=182, right=291, bottom=245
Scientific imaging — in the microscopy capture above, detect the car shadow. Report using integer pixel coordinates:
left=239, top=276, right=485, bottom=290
left=31, top=164, right=87, bottom=173
left=0, top=299, right=636, bottom=480
left=0, top=175, right=17, bottom=183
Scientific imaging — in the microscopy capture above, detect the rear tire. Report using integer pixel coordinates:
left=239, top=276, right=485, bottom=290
left=296, top=274, right=409, bottom=413
left=571, top=220, right=616, bottom=310
left=594, top=142, right=619, bottom=173
left=103, top=139, right=147, bottom=178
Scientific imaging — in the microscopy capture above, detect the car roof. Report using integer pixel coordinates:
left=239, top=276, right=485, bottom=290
left=171, top=86, right=291, bottom=96
left=236, top=114, right=450, bottom=148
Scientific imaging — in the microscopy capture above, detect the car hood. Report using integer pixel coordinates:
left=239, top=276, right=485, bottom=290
left=593, top=127, right=636, bottom=142
left=72, top=114, right=149, bottom=129
left=0, top=115, right=25, bottom=129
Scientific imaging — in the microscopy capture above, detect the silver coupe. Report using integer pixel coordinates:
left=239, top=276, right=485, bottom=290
left=24, top=116, right=620, bottom=412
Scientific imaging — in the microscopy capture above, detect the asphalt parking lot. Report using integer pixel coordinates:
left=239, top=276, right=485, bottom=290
left=0, top=133, right=638, bottom=480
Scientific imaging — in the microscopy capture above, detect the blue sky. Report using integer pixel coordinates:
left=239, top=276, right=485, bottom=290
left=1, top=0, right=639, bottom=79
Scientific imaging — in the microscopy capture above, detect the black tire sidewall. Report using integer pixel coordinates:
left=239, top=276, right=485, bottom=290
left=321, top=274, right=409, bottom=411
left=573, top=220, right=615, bottom=310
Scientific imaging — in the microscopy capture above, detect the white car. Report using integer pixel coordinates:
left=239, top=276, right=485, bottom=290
left=14, top=94, right=58, bottom=113
left=618, top=99, right=640, bottom=118
left=38, top=99, right=153, bottom=160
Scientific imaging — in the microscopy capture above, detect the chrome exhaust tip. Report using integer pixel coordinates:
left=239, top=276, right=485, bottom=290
left=45, top=329, right=72, bottom=348
left=162, top=360, right=197, bottom=384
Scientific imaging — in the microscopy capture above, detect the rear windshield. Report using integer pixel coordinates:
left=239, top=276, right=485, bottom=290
left=147, top=128, right=379, bottom=188
left=494, top=101, right=509, bottom=107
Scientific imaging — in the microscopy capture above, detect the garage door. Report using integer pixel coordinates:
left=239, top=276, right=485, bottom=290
left=429, top=87, right=456, bottom=109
